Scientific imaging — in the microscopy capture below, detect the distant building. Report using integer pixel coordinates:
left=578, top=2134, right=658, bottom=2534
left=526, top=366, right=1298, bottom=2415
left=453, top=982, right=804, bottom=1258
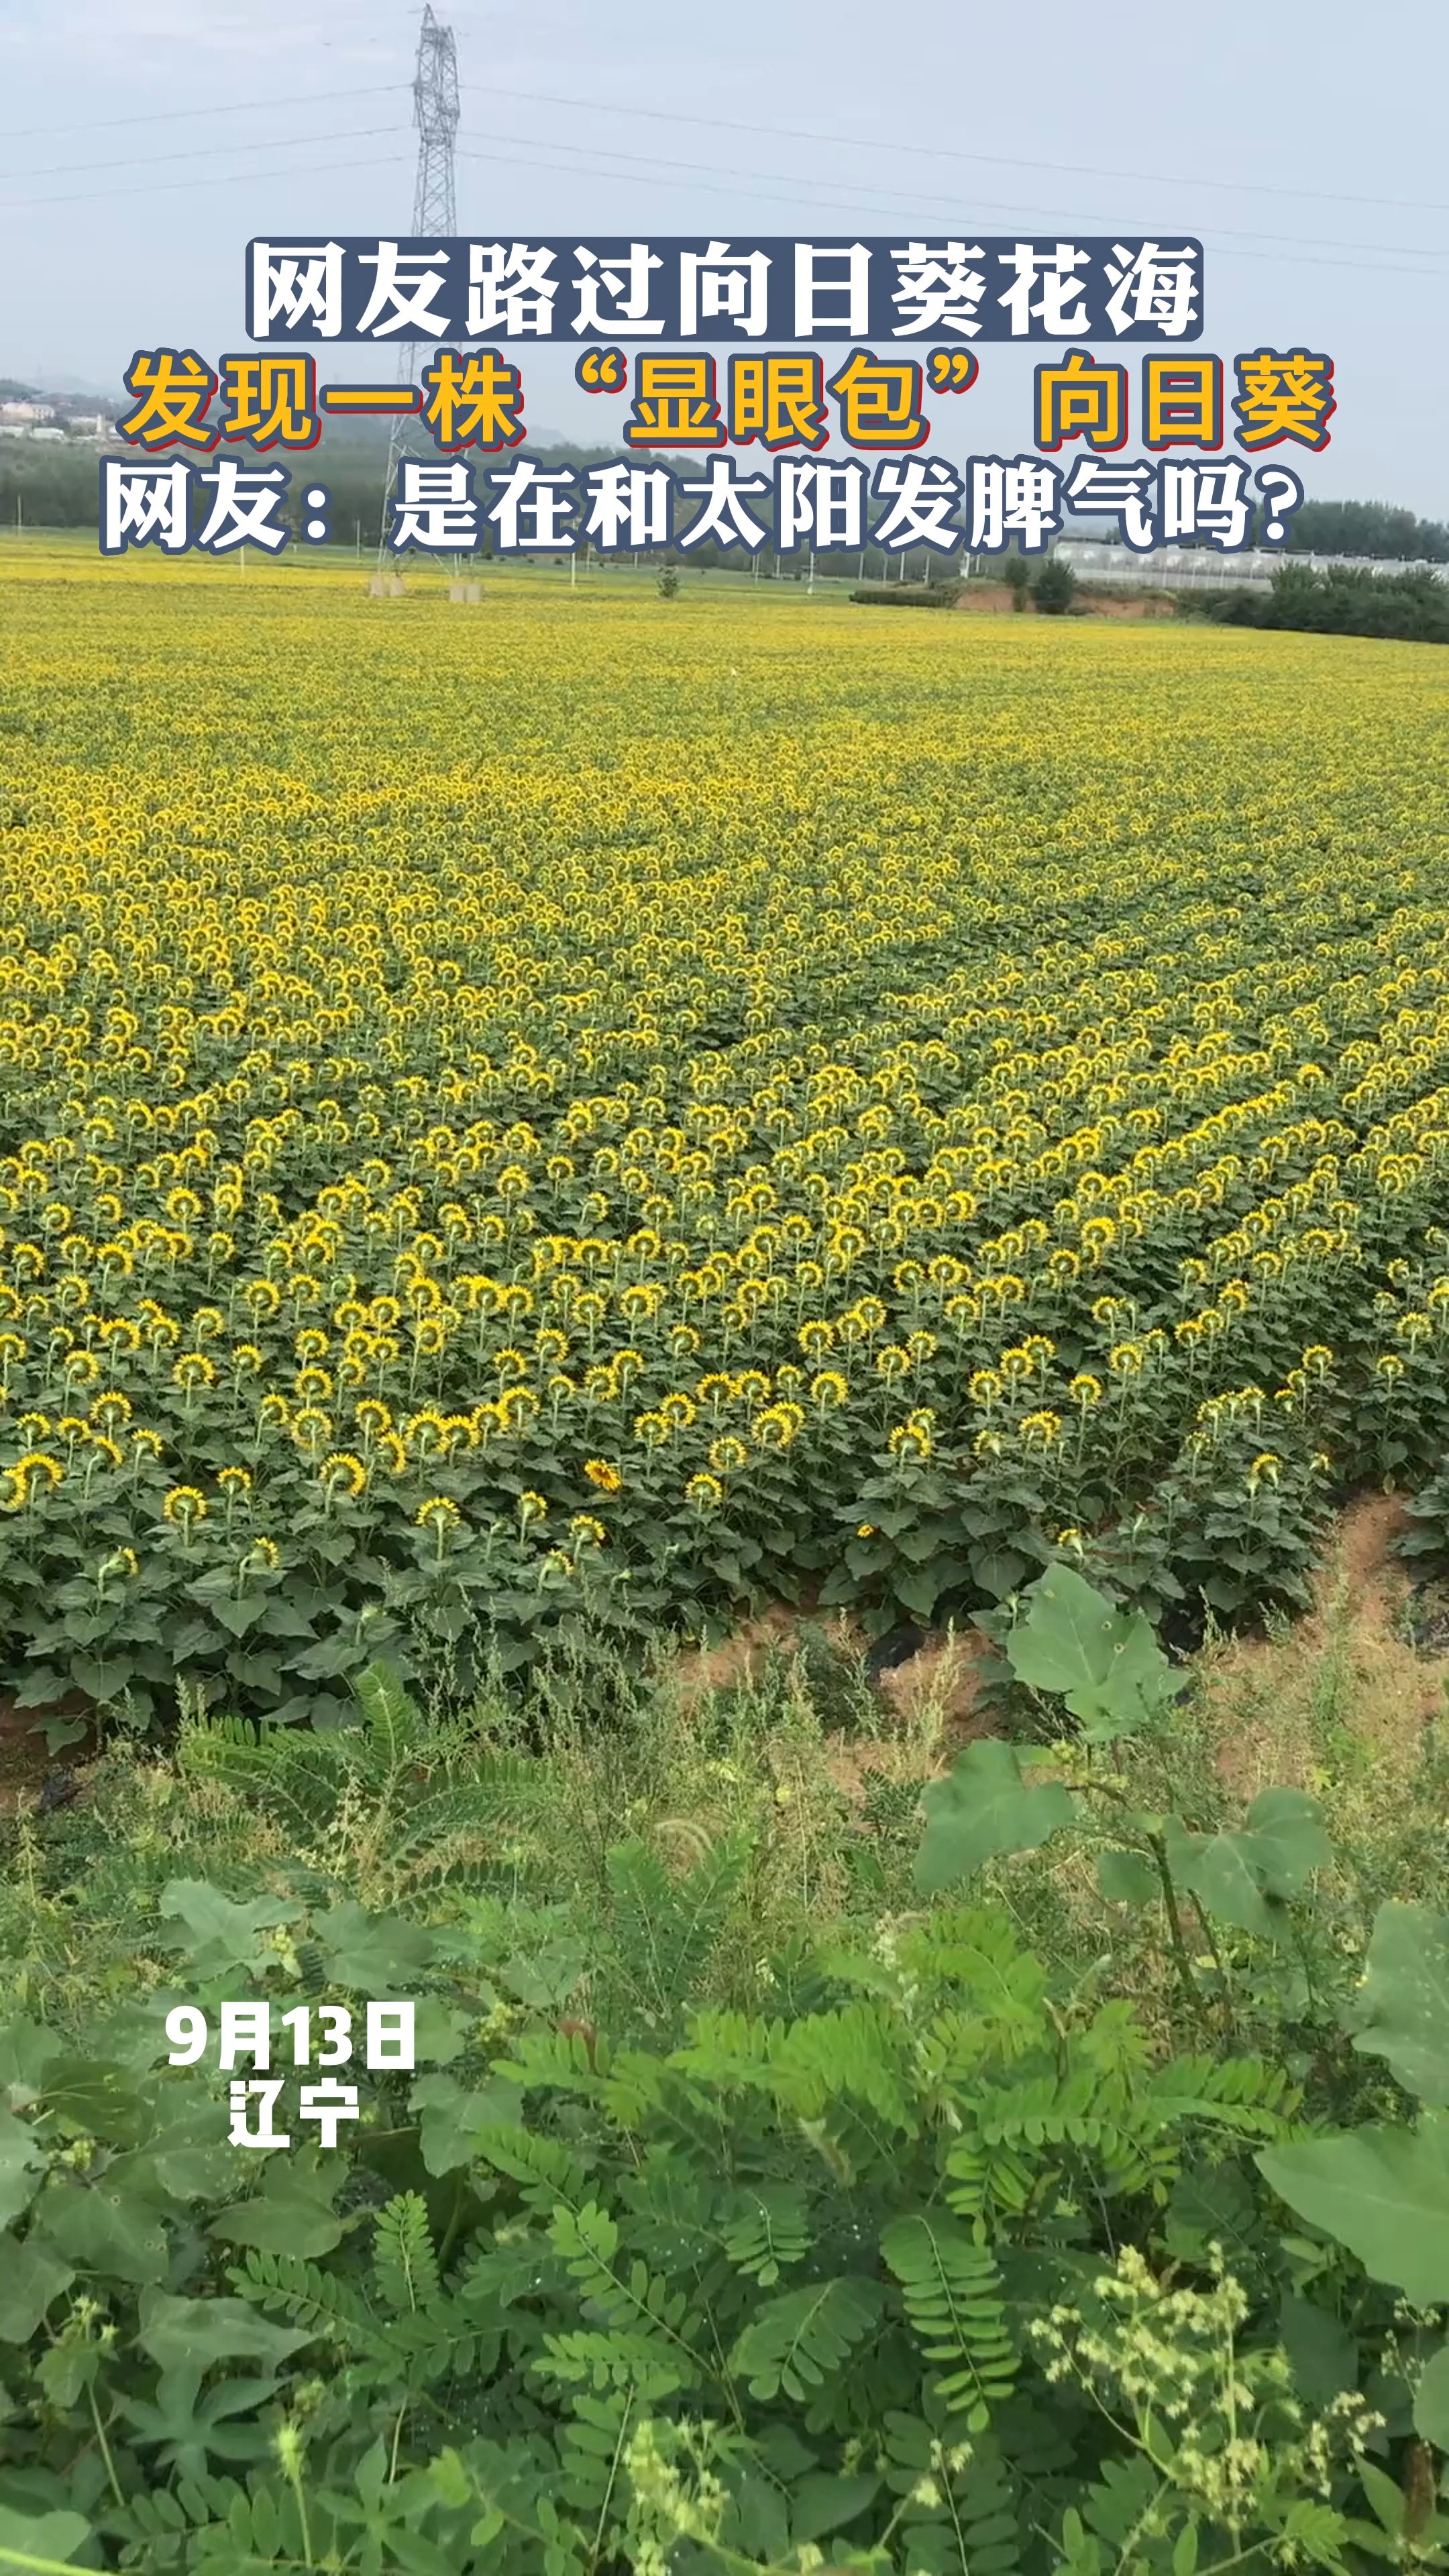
left=28, top=426, right=66, bottom=443
left=62, top=415, right=109, bottom=439
left=0, top=400, right=54, bottom=426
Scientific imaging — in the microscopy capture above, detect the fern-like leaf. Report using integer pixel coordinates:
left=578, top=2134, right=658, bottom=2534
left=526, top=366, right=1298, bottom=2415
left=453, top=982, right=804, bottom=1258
left=675, top=2001, right=916, bottom=2129
left=883, top=2414, right=1022, bottom=2576
left=1144, top=2051, right=1297, bottom=2133
left=943, top=2132, right=1040, bottom=2224
left=372, top=2190, right=442, bottom=2317
left=719, top=2184, right=812, bottom=2287
left=228, top=2248, right=390, bottom=2359
left=494, top=2026, right=610, bottom=2094
left=532, top=2326, right=684, bottom=2400
left=1079, top=2452, right=1164, bottom=2549
left=354, top=1659, right=419, bottom=1766
left=467, top=2120, right=595, bottom=2213
left=881, top=2214, right=1017, bottom=2429
left=555, top=2385, right=641, bottom=2518
left=769, top=2006, right=918, bottom=2130
left=604, top=1834, right=747, bottom=2029
left=729, top=2274, right=883, bottom=2402
left=547, top=2199, right=704, bottom=2387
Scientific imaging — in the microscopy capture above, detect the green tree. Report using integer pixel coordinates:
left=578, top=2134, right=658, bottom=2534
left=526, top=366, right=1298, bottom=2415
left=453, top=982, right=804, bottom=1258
left=1285, top=496, right=1449, bottom=561
left=1032, top=555, right=1078, bottom=614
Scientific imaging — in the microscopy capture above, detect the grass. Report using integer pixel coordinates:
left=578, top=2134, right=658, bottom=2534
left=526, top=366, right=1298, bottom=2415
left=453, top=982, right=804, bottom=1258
left=7, top=1495, right=1449, bottom=2062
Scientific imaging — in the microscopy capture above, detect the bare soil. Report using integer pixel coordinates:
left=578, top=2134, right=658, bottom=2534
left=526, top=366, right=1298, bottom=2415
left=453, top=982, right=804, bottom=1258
left=0, top=1691, right=96, bottom=1813
left=669, top=1599, right=995, bottom=1815
left=1202, top=1494, right=1448, bottom=1799
left=667, top=1494, right=1448, bottom=1818
left=953, top=588, right=1175, bottom=621
left=1074, top=592, right=1177, bottom=620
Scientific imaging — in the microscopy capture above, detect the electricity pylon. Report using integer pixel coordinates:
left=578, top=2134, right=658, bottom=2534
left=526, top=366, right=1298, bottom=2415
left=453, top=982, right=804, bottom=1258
left=378, top=5, right=460, bottom=564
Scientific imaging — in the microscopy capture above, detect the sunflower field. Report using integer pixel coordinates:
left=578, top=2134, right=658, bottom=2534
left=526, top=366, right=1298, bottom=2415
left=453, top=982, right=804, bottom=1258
left=1, top=541, right=1448, bottom=1725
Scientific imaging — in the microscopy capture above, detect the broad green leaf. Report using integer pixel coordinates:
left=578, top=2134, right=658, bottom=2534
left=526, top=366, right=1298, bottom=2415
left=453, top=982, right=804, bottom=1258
left=1004, top=1565, right=1122, bottom=1695
left=1351, top=1904, right=1449, bottom=2105
left=728, top=2473, right=791, bottom=2565
left=410, top=1998, right=469, bottom=2065
left=1165, top=1792, right=1329, bottom=1940
left=496, top=1940, right=590, bottom=2011
left=208, top=1594, right=269, bottom=1640
left=1005, top=1564, right=1179, bottom=1737
left=969, top=1547, right=1030, bottom=1602
left=138, top=2290, right=315, bottom=2375
left=207, top=2150, right=347, bottom=2257
left=144, top=2108, right=241, bottom=2204
left=67, top=1658, right=133, bottom=1703
left=1414, top=2343, right=1449, bottom=2447
left=311, top=1900, right=435, bottom=1991
left=1172, top=1833, right=1279, bottom=1939
left=0, top=2232, right=74, bottom=2342
left=1278, top=2292, right=1358, bottom=2404
left=1096, top=1848, right=1159, bottom=1907
left=1078, top=1613, right=1181, bottom=1735
left=35, top=2178, right=170, bottom=2283
left=35, top=2057, right=147, bottom=2147
left=1258, top=2116, right=1449, bottom=2302
left=1163, top=2159, right=1260, bottom=2270
left=158, top=1880, right=301, bottom=1981
left=0, top=2021, right=64, bottom=2109
left=0, top=2109, right=46, bottom=2228
left=411, top=2072, right=523, bottom=2176
left=754, top=2424, right=818, bottom=2482
left=914, top=1739, right=1075, bottom=1892
left=1241, top=1788, right=1332, bottom=1898
left=892, top=1563, right=942, bottom=1623
left=0, top=2506, right=92, bottom=2571
left=1359, top=2462, right=1407, bottom=2537
left=789, top=2472, right=881, bottom=2544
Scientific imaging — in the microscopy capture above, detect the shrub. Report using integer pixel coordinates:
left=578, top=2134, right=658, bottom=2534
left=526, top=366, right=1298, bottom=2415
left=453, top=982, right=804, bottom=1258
left=849, top=579, right=961, bottom=608
left=1187, top=560, right=1449, bottom=643
left=1031, top=555, right=1078, bottom=614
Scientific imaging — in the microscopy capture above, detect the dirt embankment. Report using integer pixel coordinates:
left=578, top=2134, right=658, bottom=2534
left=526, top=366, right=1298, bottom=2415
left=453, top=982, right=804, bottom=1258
left=1201, top=1494, right=1449, bottom=1798
left=5, top=1496, right=1442, bottom=1820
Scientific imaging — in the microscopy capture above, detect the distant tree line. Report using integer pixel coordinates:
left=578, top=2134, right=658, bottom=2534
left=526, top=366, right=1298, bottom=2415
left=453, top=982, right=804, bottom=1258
left=1180, top=561, right=1449, bottom=645
left=1284, top=498, right=1449, bottom=561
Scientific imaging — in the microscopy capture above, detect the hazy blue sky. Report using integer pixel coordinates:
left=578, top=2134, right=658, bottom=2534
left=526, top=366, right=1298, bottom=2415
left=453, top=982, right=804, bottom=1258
left=3, top=0, right=1446, bottom=515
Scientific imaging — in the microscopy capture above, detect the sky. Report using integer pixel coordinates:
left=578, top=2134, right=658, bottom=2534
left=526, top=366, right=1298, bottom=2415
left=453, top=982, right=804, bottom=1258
left=2, top=0, right=1446, bottom=519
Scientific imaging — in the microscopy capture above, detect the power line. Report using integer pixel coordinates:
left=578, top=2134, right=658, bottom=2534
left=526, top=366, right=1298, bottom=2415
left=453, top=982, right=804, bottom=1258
left=453, top=144, right=1448, bottom=282
left=465, top=81, right=1449, bottom=224
left=2, top=62, right=1433, bottom=226
left=0, top=147, right=412, bottom=213
left=0, top=80, right=406, bottom=144
left=6, top=117, right=1436, bottom=284
left=454, top=129, right=1444, bottom=268
left=9, top=122, right=407, bottom=189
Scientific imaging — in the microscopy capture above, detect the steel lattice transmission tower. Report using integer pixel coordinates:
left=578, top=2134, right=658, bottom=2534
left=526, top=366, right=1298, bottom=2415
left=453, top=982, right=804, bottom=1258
left=378, top=4, right=460, bottom=561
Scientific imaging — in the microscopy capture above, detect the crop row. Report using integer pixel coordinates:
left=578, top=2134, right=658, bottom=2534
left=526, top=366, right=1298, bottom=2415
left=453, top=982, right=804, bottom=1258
left=1, top=557, right=1446, bottom=1716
